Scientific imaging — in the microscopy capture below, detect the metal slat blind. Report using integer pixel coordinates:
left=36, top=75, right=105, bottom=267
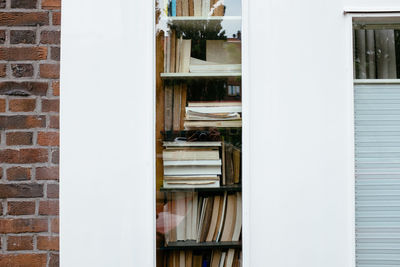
left=355, top=83, right=400, bottom=267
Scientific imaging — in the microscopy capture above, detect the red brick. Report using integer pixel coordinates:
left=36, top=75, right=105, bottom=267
left=0, top=115, right=46, bottom=129
left=52, top=81, right=59, bottom=96
left=42, top=0, right=61, bottom=10
left=37, top=236, right=59, bottom=251
left=11, top=0, right=37, bottom=9
left=49, top=253, right=59, bottom=267
left=0, top=98, right=5, bottom=112
left=11, top=64, right=34, bottom=78
left=50, top=115, right=59, bottom=129
left=0, top=47, right=47, bottom=61
left=7, top=201, right=35, bottom=215
left=0, top=219, right=47, bottom=233
left=6, top=132, right=33, bottom=145
left=0, top=63, right=6, bottom=77
left=37, top=132, right=59, bottom=146
left=39, top=200, right=58, bottom=215
left=36, top=167, right=58, bottom=180
left=7, top=236, right=33, bottom=251
left=0, top=12, right=49, bottom=26
left=0, top=254, right=47, bottom=267
left=10, top=30, right=36, bottom=44
left=40, top=30, right=60, bottom=44
left=41, top=99, right=59, bottom=112
left=0, top=184, right=43, bottom=198
left=51, top=218, right=59, bottom=233
left=40, top=64, right=59, bottom=78
left=6, top=167, right=31, bottom=181
left=0, top=148, right=48, bottom=163
left=52, top=11, right=60, bottom=25
left=47, top=184, right=59, bottom=198
left=0, top=82, right=47, bottom=96
left=9, top=99, right=36, bottom=112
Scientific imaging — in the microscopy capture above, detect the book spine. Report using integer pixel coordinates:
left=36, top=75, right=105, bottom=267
left=172, top=0, right=176, bottom=16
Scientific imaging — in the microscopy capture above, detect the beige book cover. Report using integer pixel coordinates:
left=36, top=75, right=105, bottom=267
left=206, top=40, right=241, bottom=64
left=221, top=194, right=237, bottom=241
left=206, top=195, right=221, bottom=241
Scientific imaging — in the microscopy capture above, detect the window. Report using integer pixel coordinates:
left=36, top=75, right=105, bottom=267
left=353, top=18, right=400, bottom=267
left=155, top=0, right=243, bottom=266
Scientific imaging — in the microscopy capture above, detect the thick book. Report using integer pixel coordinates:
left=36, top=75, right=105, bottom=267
left=164, top=160, right=222, bottom=166
left=199, top=196, right=214, bottom=242
left=186, top=112, right=241, bottom=121
left=220, top=194, right=237, bottom=242
left=184, top=120, right=242, bottom=129
left=176, top=192, right=187, bottom=241
left=206, top=40, right=241, bottom=64
left=186, top=106, right=242, bottom=114
left=225, top=249, right=235, bottom=267
left=163, top=179, right=220, bottom=188
left=193, top=0, right=202, bottom=16
left=164, top=175, right=219, bottom=181
left=189, top=57, right=241, bottom=73
left=213, top=194, right=225, bottom=241
left=163, top=149, right=220, bottom=161
left=176, top=0, right=182, bottom=16
left=164, top=84, right=173, bottom=131
left=164, top=165, right=222, bottom=176
left=188, top=0, right=194, bottom=16
left=206, top=195, right=221, bottom=241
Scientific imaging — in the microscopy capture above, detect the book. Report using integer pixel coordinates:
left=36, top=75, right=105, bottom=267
left=216, top=192, right=227, bottom=241
left=193, top=255, right=202, bottom=267
left=164, top=160, right=222, bottom=166
left=193, top=0, right=202, bottom=16
left=206, top=195, right=221, bottom=241
left=180, top=40, right=191, bottom=73
left=192, top=192, right=199, bottom=240
left=196, top=197, right=208, bottom=242
left=213, top=191, right=225, bottom=241
left=182, top=0, right=189, bottom=16
left=176, top=192, right=187, bottom=241
left=221, top=194, right=236, bottom=242
left=180, top=84, right=187, bottom=130
left=199, top=196, right=214, bottom=242
left=202, top=0, right=210, bottom=16
left=184, top=120, right=242, bottom=129
left=163, top=149, right=220, bottom=161
left=233, top=147, right=241, bottom=184
left=189, top=57, right=241, bottom=73
left=189, top=0, right=194, bottom=16
left=176, top=36, right=182, bottom=72
left=170, top=198, right=177, bottom=242
left=219, top=252, right=226, bottom=267
left=163, top=179, right=220, bottom=188
left=225, top=249, right=235, bottom=267
left=173, top=84, right=182, bottom=131
left=186, top=106, right=242, bottom=114
left=164, top=84, right=173, bottom=131
left=185, top=250, right=193, bottom=267
left=232, top=192, right=242, bottom=242
left=164, top=141, right=222, bottom=147
left=164, top=166, right=222, bottom=176
left=186, top=193, right=193, bottom=240
left=186, top=111, right=241, bottom=121
left=180, top=251, right=186, bottom=266
left=176, top=0, right=182, bottom=16
left=221, top=141, right=226, bottom=185
left=206, top=40, right=241, bottom=64
left=211, top=250, right=222, bottom=267
left=170, top=30, right=176, bottom=72
left=188, top=101, right=241, bottom=107
left=172, top=0, right=177, bottom=16
left=225, top=143, right=234, bottom=185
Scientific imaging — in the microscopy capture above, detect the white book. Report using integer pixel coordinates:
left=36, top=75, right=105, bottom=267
left=163, top=150, right=220, bottom=161
left=190, top=64, right=241, bottom=73
left=192, top=193, right=199, bottom=241
left=219, top=252, right=226, bottom=267
left=186, top=106, right=242, bottom=113
left=188, top=101, right=242, bottom=107
left=163, top=141, right=222, bottom=147
left=232, top=192, right=242, bottom=241
left=176, top=192, right=186, bottom=241
left=164, top=160, right=222, bottom=166
left=184, top=120, right=242, bottom=129
left=164, top=175, right=219, bottom=181
left=225, top=249, right=235, bottom=267
left=202, top=0, right=210, bottom=16
left=164, top=165, right=222, bottom=176
left=186, top=114, right=241, bottom=121
left=180, top=251, right=185, bottom=266
left=196, top=198, right=208, bottom=242
left=186, top=193, right=193, bottom=240
left=180, top=39, right=191, bottom=73
left=163, top=180, right=220, bottom=188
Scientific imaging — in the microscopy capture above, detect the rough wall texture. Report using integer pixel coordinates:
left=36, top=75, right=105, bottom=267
left=0, top=0, right=60, bottom=266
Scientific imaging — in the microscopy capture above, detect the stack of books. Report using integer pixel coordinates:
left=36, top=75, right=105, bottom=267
left=184, top=101, right=242, bottom=129
left=167, top=249, right=242, bottom=267
left=165, top=0, right=225, bottom=17
left=163, top=141, right=222, bottom=188
left=164, top=33, right=191, bottom=73
left=164, top=192, right=242, bottom=244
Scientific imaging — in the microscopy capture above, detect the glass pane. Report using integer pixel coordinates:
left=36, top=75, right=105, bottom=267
left=353, top=23, right=400, bottom=79
left=155, top=1, right=242, bottom=266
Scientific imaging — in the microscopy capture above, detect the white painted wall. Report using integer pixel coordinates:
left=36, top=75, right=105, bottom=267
left=60, top=0, right=400, bottom=267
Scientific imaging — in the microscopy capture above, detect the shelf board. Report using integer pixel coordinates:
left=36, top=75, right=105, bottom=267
left=161, top=72, right=241, bottom=79
left=160, top=184, right=241, bottom=193
left=160, top=241, right=242, bottom=250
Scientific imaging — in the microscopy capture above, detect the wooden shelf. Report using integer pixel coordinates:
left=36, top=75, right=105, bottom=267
left=160, top=241, right=242, bottom=250
left=160, top=184, right=241, bottom=193
left=161, top=72, right=241, bottom=79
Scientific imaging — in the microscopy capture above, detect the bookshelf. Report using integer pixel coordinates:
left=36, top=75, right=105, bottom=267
left=155, top=0, right=242, bottom=266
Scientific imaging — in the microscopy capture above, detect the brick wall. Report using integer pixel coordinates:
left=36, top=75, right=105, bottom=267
left=0, top=0, right=60, bottom=266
